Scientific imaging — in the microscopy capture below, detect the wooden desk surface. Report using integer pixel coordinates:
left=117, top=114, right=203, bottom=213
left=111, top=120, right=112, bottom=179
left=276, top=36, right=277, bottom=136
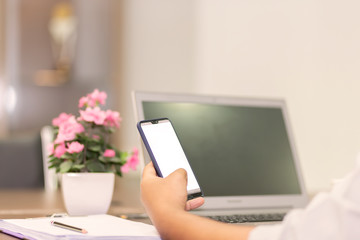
left=0, top=176, right=151, bottom=239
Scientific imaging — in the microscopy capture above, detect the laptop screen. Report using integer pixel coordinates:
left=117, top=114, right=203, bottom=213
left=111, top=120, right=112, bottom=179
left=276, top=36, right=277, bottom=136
left=141, top=101, right=301, bottom=197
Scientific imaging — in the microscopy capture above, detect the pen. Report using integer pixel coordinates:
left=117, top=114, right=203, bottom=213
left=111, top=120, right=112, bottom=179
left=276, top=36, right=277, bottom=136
left=120, top=213, right=148, bottom=219
left=50, top=221, right=88, bottom=234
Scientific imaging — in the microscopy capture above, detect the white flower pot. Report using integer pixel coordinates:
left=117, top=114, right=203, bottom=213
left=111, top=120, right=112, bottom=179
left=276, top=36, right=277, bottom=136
left=61, top=173, right=115, bottom=216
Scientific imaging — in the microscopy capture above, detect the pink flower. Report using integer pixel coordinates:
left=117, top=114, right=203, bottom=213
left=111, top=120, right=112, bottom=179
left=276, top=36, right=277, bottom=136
left=88, top=89, right=107, bottom=106
left=128, top=147, right=139, bottom=169
left=48, top=142, right=55, bottom=155
left=104, top=110, right=122, bottom=128
left=78, top=96, right=89, bottom=108
left=49, top=89, right=138, bottom=176
left=121, top=163, right=130, bottom=173
left=77, top=90, right=107, bottom=108
left=52, top=113, right=73, bottom=127
left=78, top=107, right=106, bottom=125
left=121, top=147, right=139, bottom=173
left=67, top=142, right=84, bottom=154
left=103, top=149, right=116, bottom=158
left=55, top=116, right=85, bottom=144
left=54, top=143, right=66, bottom=158
left=92, top=134, right=101, bottom=140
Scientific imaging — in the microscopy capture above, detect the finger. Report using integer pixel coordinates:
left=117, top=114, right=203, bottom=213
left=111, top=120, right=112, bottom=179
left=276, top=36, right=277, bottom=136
left=185, top=197, right=205, bottom=211
left=168, top=168, right=188, bottom=182
left=142, top=162, right=156, bottom=178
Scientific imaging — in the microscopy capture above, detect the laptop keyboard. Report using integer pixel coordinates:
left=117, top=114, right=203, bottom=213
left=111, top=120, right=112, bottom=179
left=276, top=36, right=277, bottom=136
left=208, top=213, right=286, bottom=224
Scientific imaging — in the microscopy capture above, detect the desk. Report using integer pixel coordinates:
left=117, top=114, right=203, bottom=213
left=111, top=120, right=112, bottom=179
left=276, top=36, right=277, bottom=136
left=0, top=176, right=151, bottom=239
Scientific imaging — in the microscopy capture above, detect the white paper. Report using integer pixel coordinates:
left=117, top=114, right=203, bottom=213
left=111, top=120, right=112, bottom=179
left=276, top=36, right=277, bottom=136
left=1, top=214, right=160, bottom=240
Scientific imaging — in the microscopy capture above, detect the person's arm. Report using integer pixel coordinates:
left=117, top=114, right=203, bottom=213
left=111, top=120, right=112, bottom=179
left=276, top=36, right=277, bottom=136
left=140, top=162, right=255, bottom=240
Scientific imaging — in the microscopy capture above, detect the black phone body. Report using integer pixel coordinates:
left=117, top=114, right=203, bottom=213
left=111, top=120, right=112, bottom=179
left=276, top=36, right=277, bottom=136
left=137, top=118, right=203, bottom=200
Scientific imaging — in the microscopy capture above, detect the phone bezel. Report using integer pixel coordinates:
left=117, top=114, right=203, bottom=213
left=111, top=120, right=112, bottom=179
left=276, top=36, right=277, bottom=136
left=137, top=117, right=203, bottom=200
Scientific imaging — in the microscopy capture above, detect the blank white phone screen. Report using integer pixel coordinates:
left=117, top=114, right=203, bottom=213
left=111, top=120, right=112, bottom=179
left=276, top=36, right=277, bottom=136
left=141, top=120, right=200, bottom=193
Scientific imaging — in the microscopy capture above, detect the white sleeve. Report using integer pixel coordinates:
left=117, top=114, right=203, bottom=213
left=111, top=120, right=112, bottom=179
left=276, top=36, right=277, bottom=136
left=249, top=157, right=360, bottom=240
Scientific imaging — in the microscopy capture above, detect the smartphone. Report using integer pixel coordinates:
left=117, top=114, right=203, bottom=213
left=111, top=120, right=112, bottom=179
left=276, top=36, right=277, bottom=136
left=137, top=118, right=203, bottom=200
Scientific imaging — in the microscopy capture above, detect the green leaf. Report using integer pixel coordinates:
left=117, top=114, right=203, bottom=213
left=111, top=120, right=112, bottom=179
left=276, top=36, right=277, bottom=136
left=107, top=127, right=116, bottom=134
left=103, top=164, right=112, bottom=172
left=108, top=157, right=122, bottom=164
left=48, top=156, right=58, bottom=163
left=90, top=137, right=101, bottom=143
left=60, top=153, right=73, bottom=160
left=71, top=164, right=85, bottom=171
left=98, top=156, right=107, bottom=163
left=48, top=163, right=57, bottom=169
left=73, top=154, right=84, bottom=164
left=48, top=157, right=60, bottom=164
left=119, top=152, right=129, bottom=161
left=88, top=145, right=102, bottom=152
left=86, top=160, right=106, bottom=172
left=115, top=164, right=123, bottom=177
left=76, top=134, right=88, bottom=141
left=86, top=151, right=99, bottom=160
left=59, top=161, right=73, bottom=173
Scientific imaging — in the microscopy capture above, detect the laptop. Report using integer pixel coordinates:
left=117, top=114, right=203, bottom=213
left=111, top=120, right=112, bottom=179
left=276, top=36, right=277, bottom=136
left=132, top=91, right=308, bottom=223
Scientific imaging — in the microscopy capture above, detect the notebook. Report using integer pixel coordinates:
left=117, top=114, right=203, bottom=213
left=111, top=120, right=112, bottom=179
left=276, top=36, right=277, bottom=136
left=0, top=214, right=160, bottom=240
left=132, top=91, right=308, bottom=222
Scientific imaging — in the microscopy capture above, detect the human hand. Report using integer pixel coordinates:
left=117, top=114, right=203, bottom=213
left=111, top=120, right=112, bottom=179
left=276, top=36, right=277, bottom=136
left=141, top=163, right=254, bottom=240
left=141, top=162, right=204, bottom=219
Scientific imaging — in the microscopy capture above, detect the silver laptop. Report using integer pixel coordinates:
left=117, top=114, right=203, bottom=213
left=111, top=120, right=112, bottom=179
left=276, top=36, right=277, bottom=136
left=132, top=91, right=308, bottom=223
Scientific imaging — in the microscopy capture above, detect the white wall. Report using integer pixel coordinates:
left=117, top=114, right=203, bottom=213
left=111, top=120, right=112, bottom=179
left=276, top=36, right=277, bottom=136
left=116, top=0, right=198, bottom=173
left=193, top=0, right=360, bottom=194
left=117, top=0, right=360, bottom=194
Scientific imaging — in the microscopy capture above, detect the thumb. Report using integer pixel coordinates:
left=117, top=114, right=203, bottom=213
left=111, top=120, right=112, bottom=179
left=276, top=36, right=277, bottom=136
left=185, top=197, right=205, bottom=211
left=167, top=168, right=188, bottom=185
left=142, top=162, right=156, bottom=179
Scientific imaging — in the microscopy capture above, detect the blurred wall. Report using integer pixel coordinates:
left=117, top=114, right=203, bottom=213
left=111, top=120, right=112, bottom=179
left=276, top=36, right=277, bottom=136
left=0, top=0, right=119, bottom=188
left=115, top=0, right=198, bottom=173
left=0, top=0, right=8, bottom=137
left=116, top=0, right=360, bottom=194
left=3, top=0, right=116, bottom=134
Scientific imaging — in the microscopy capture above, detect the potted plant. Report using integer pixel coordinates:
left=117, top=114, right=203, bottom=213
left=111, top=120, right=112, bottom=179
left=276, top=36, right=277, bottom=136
left=48, top=89, right=139, bottom=215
